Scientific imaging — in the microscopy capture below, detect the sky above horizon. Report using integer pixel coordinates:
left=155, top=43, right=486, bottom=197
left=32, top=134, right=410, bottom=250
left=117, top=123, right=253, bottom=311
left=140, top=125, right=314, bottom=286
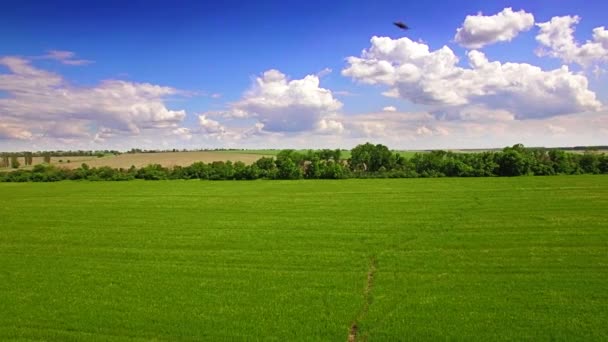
left=1, top=0, right=607, bottom=151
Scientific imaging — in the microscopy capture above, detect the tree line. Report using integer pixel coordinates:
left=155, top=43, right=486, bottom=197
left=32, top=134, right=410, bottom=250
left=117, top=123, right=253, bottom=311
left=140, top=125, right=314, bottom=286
left=1, top=143, right=606, bottom=182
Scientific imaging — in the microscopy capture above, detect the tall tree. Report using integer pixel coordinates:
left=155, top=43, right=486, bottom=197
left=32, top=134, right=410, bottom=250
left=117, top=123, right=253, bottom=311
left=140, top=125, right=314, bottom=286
left=10, top=156, right=20, bottom=169
left=0, top=155, right=8, bottom=168
left=24, top=152, right=33, bottom=166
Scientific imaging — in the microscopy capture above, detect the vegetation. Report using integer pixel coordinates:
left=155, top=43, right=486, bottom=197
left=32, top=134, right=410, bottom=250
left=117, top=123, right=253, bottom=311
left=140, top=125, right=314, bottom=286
left=1, top=143, right=607, bottom=182
left=0, top=177, right=606, bottom=340
left=10, top=155, right=20, bottom=169
left=23, top=152, right=33, bottom=166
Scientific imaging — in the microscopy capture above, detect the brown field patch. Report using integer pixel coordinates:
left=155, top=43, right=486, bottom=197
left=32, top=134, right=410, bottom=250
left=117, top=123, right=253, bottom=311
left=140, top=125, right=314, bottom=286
left=1, top=152, right=269, bottom=171
left=57, top=151, right=268, bottom=169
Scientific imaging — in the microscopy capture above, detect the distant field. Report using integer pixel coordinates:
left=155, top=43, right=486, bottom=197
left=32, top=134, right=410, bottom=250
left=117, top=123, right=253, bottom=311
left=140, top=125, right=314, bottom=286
left=61, top=151, right=270, bottom=169
left=2, top=148, right=603, bottom=172
left=0, top=156, right=101, bottom=171
left=0, top=176, right=606, bottom=340
left=0, top=151, right=271, bottom=171
left=222, top=149, right=421, bottom=159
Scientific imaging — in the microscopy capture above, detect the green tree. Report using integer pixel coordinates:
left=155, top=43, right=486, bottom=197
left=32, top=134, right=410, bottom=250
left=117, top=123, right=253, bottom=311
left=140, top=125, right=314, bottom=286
left=599, top=154, right=608, bottom=174
left=495, top=145, right=533, bottom=176
left=10, top=156, right=20, bottom=169
left=333, top=149, right=342, bottom=162
left=276, top=157, right=301, bottom=179
left=548, top=150, right=576, bottom=174
left=305, top=157, right=322, bottom=179
left=350, top=143, right=393, bottom=172
left=0, top=155, right=8, bottom=168
left=579, top=151, right=600, bottom=174
left=23, top=152, right=33, bottom=166
left=255, top=157, right=277, bottom=179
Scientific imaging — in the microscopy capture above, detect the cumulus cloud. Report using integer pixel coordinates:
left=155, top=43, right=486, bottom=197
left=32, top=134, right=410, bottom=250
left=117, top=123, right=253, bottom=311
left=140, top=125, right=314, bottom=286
left=172, top=127, right=193, bottom=140
left=317, top=118, right=345, bottom=134
left=455, top=8, right=534, bottom=49
left=342, top=36, right=601, bottom=120
left=204, top=69, right=343, bottom=134
left=0, top=56, right=186, bottom=142
left=382, top=106, right=397, bottom=112
left=536, top=16, right=608, bottom=67
left=198, top=115, right=227, bottom=135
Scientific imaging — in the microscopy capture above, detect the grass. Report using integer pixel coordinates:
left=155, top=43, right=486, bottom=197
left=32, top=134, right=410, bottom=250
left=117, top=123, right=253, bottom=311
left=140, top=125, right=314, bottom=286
left=0, top=176, right=607, bottom=340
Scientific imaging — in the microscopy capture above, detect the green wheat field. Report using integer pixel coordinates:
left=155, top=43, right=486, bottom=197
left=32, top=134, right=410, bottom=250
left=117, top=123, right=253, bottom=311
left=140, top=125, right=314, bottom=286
left=1, top=176, right=607, bottom=340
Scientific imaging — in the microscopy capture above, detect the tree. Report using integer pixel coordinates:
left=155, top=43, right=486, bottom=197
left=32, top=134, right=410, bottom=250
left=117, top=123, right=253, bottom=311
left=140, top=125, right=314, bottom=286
left=350, top=143, right=393, bottom=172
left=599, top=154, right=608, bottom=174
left=579, top=151, right=600, bottom=174
left=0, top=155, right=8, bottom=168
left=23, top=152, right=33, bottom=166
left=255, top=157, right=277, bottom=178
left=276, top=157, right=301, bottom=179
left=208, top=161, right=235, bottom=180
left=412, top=151, right=447, bottom=176
left=10, top=156, right=20, bottom=169
left=136, top=164, right=168, bottom=180
left=548, top=150, right=576, bottom=174
left=333, top=149, right=342, bottom=162
left=305, top=157, right=322, bottom=179
left=322, top=160, right=347, bottom=179
left=496, top=145, right=530, bottom=176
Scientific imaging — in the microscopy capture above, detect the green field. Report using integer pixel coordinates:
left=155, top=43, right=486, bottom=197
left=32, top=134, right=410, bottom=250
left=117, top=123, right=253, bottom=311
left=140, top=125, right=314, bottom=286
left=1, top=177, right=607, bottom=340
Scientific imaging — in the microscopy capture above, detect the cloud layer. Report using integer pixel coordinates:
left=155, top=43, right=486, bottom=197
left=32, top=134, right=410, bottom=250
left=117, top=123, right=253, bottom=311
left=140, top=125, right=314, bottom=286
left=455, top=8, right=534, bottom=49
left=342, top=36, right=601, bottom=120
left=1, top=7, right=607, bottom=151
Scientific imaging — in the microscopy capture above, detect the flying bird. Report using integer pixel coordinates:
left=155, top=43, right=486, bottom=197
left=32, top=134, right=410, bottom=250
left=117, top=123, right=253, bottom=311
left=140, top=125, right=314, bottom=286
left=393, top=21, right=409, bottom=30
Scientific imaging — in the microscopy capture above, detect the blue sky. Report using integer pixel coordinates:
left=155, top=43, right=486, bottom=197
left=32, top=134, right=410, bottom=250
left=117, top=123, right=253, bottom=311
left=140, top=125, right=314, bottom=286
left=1, top=0, right=607, bottom=151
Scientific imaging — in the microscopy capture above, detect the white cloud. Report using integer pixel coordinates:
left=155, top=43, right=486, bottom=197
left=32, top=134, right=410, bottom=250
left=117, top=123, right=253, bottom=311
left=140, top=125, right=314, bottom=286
left=382, top=106, right=397, bottom=112
left=0, top=56, right=186, bottom=142
left=317, top=118, right=344, bottom=134
left=204, top=69, right=343, bottom=134
left=455, top=8, right=534, bottom=49
left=320, top=109, right=608, bottom=150
left=172, top=127, right=193, bottom=140
left=536, top=16, right=608, bottom=67
left=416, top=125, right=433, bottom=136
left=41, top=50, right=93, bottom=66
left=333, top=90, right=356, bottom=97
left=316, top=68, right=332, bottom=78
left=342, top=36, right=602, bottom=120
left=198, top=115, right=227, bottom=135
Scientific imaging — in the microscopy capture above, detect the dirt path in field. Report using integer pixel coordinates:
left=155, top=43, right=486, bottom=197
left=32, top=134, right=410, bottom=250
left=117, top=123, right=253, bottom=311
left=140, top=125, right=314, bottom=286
left=348, top=256, right=377, bottom=342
